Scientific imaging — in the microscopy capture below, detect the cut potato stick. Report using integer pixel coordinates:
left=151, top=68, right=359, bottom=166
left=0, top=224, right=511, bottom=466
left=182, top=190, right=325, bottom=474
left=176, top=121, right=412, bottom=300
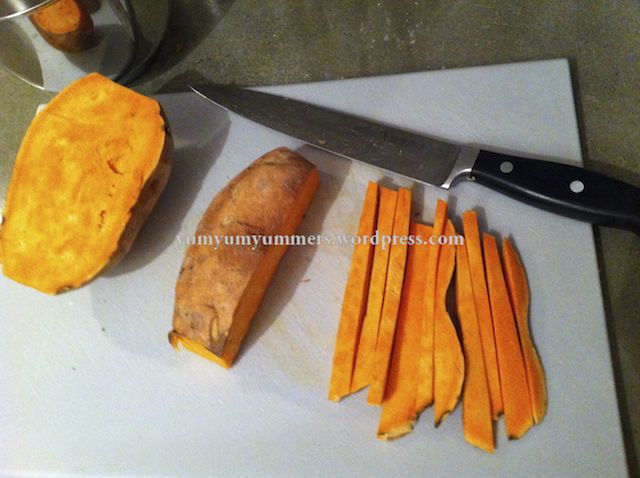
left=483, top=233, right=534, bottom=439
left=415, top=199, right=448, bottom=413
left=462, top=210, right=503, bottom=420
left=351, top=187, right=399, bottom=393
left=502, top=238, right=547, bottom=424
left=456, top=243, right=494, bottom=452
left=368, top=188, right=412, bottom=405
left=329, top=182, right=380, bottom=401
left=377, top=223, right=433, bottom=439
left=433, top=220, right=464, bottom=425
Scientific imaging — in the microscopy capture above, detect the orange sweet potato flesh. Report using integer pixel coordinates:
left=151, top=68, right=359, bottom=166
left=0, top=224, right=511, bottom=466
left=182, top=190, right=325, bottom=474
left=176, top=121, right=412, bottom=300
left=377, top=223, right=432, bottom=440
left=483, top=233, right=533, bottom=439
left=433, top=220, right=464, bottom=426
left=462, top=210, right=503, bottom=420
left=368, top=187, right=412, bottom=405
left=30, top=0, right=95, bottom=53
left=415, top=199, right=447, bottom=413
left=502, top=238, right=547, bottom=424
left=329, top=182, right=379, bottom=401
left=351, top=187, right=398, bottom=393
left=0, top=73, right=172, bottom=294
left=170, top=148, right=319, bottom=368
left=456, top=243, right=494, bottom=452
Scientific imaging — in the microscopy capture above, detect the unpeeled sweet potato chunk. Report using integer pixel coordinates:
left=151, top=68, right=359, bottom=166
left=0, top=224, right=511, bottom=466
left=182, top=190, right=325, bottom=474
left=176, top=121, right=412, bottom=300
left=30, top=0, right=95, bottom=53
left=170, top=148, right=319, bottom=369
left=0, top=73, right=172, bottom=294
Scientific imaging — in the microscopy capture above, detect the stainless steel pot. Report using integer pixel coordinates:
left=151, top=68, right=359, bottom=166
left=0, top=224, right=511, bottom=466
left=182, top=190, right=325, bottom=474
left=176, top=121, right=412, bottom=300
left=0, top=0, right=171, bottom=90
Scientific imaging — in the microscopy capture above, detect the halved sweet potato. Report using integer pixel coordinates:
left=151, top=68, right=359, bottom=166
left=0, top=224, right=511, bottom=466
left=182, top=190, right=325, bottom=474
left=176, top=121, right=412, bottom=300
left=0, top=73, right=172, bottom=294
left=30, top=0, right=95, bottom=53
left=169, top=148, right=319, bottom=369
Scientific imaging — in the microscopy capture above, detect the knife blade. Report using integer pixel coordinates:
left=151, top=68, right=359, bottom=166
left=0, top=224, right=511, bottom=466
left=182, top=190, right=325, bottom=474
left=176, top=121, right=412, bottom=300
left=191, top=84, right=640, bottom=234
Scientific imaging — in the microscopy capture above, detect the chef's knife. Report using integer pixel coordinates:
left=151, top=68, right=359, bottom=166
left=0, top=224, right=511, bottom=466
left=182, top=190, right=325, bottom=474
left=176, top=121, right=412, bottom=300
left=191, top=84, right=640, bottom=234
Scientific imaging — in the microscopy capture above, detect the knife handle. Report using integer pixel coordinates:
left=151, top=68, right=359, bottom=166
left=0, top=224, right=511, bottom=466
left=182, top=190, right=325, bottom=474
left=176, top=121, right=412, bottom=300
left=471, top=149, right=640, bottom=233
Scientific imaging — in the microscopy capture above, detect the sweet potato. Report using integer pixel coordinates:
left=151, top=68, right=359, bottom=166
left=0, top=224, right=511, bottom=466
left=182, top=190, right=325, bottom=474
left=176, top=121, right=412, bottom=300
left=462, top=211, right=503, bottom=420
left=415, top=199, right=447, bottom=414
left=456, top=243, right=494, bottom=452
left=377, top=223, right=432, bottom=440
left=368, top=187, right=412, bottom=405
left=169, top=148, right=319, bottom=369
left=502, top=238, right=547, bottom=424
left=433, top=220, right=464, bottom=426
left=30, top=0, right=95, bottom=53
left=483, top=233, right=533, bottom=439
left=329, top=182, right=379, bottom=402
left=350, top=187, right=398, bottom=393
left=0, top=73, right=172, bottom=294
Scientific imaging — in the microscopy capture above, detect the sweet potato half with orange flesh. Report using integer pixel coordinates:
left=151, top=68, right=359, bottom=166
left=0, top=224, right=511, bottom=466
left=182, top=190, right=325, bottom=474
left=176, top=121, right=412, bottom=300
left=462, top=210, right=503, bottom=420
left=378, top=223, right=432, bottom=440
left=369, top=187, right=412, bottom=405
left=329, top=182, right=379, bottom=402
left=502, top=238, right=547, bottom=424
left=456, top=243, right=494, bottom=453
left=351, top=187, right=398, bottom=393
left=170, top=148, right=319, bottom=369
left=483, top=233, right=534, bottom=439
left=433, top=220, right=464, bottom=426
left=0, top=73, right=172, bottom=294
left=415, top=199, right=447, bottom=414
left=30, top=0, right=95, bottom=53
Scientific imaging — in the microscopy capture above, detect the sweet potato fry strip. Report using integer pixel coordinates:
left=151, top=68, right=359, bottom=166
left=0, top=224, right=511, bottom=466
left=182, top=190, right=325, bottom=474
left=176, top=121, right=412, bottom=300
left=351, top=187, right=398, bottom=393
left=433, top=220, right=464, bottom=425
left=502, top=238, right=547, bottom=424
left=462, top=210, right=503, bottom=419
left=377, top=223, right=432, bottom=439
left=368, top=188, right=412, bottom=405
left=415, top=199, right=447, bottom=414
left=483, top=233, right=533, bottom=439
left=456, top=243, right=494, bottom=452
left=329, top=182, right=379, bottom=401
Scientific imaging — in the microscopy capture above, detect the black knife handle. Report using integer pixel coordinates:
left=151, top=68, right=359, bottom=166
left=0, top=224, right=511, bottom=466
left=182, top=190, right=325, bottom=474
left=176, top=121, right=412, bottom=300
left=471, top=150, right=640, bottom=233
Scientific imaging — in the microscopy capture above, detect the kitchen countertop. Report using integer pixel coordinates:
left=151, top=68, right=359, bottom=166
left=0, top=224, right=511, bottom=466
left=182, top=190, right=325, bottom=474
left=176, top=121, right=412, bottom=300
left=1, top=0, right=638, bottom=472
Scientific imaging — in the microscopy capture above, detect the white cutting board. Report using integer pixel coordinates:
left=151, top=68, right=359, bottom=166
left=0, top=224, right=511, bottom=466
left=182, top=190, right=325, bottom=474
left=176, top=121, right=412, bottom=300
left=0, top=60, right=627, bottom=477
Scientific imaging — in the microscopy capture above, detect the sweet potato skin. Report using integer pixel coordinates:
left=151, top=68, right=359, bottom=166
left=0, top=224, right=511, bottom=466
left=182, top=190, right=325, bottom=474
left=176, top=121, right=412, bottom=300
left=0, top=73, right=172, bottom=294
left=170, top=148, right=319, bottom=368
left=30, top=0, right=95, bottom=53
